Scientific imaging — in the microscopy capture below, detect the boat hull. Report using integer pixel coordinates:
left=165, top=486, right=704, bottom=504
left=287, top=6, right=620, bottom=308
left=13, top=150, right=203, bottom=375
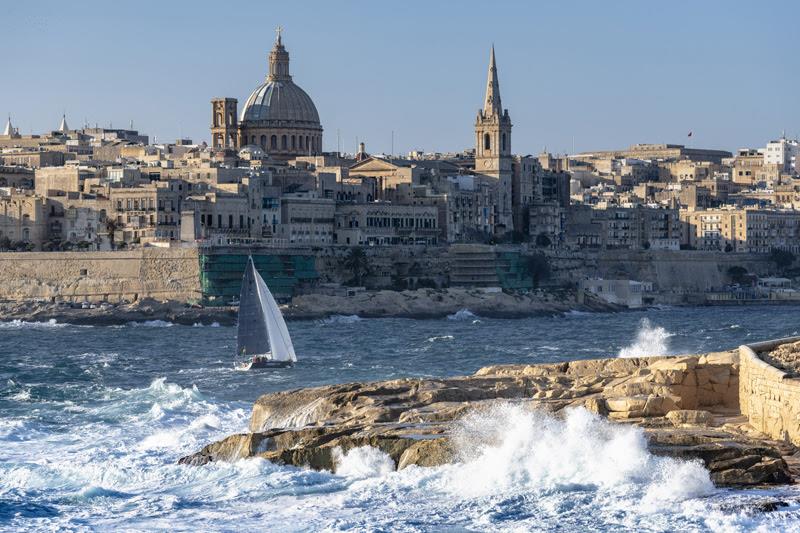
left=235, top=356, right=294, bottom=371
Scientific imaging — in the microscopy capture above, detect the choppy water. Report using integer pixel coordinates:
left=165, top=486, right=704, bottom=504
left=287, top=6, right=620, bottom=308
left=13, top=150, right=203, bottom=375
left=2, top=306, right=800, bottom=531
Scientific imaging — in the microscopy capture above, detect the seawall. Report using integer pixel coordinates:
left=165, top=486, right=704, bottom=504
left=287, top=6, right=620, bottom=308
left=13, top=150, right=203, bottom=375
left=0, top=248, right=202, bottom=303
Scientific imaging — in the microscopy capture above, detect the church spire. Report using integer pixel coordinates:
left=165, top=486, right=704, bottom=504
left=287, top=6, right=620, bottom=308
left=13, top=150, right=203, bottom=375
left=267, top=26, right=291, bottom=81
left=58, top=113, right=69, bottom=133
left=3, top=114, right=13, bottom=136
left=483, top=44, right=502, bottom=116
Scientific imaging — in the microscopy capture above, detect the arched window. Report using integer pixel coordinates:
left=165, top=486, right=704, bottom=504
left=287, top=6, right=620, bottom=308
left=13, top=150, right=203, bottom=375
left=281, top=135, right=287, bottom=150
left=501, top=133, right=506, bottom=152
left=484, top=133, right=491, bottom=152
left=271, top=135, right=278, bottom=150
left=216, top=113, right=222, bottom=127
left=260, top=135, right=267, bottom=149
left=299, top=136, right=304, bottom=150
left=251, top=135, right=256, bottom=145
left=306, top=136, right=310, bottom=151
left=291, top=135, right=296, bottom=150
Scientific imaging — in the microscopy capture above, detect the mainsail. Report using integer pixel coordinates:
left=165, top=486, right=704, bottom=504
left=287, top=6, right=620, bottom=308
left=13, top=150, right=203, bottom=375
left=236, top=257, right=296, bottom=362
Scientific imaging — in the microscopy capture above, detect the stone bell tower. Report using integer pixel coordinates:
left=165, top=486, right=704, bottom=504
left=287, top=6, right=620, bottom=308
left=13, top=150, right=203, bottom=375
left=210, top=97, right=238, bottom=149
left=475, top=45, right=513, bottom=232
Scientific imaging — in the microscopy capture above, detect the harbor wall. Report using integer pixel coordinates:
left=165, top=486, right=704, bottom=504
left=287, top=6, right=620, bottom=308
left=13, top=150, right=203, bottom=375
left=0, top=247, right=202, bottom=303
left=739, top=337, right=800, bottom=445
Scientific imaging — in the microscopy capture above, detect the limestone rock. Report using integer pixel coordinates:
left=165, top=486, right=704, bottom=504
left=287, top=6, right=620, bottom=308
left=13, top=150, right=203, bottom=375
left=181, top=350, right=794, bottom=488
left=666, top=410, right=714, bottom=427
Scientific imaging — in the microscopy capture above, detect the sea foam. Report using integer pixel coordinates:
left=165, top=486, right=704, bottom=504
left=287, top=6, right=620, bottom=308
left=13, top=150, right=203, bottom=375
left=447, top=309, right=478, bottom=321
left=618, top=318, right=673, bottom=358
left=445, top=403, right=713, bottom=509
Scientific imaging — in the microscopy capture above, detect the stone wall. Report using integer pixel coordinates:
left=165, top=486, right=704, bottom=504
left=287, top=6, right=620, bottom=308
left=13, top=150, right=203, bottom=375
left=596, top=249, right=774, bottom=291
left=739, top=336, right=800, bottom=445
left=0, top=247, right=201, bottom=303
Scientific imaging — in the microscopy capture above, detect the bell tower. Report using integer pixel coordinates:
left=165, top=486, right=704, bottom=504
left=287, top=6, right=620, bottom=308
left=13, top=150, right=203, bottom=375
left=475, top=45, right=513, bottom=231
left=210, top=97, right=238, bottom=149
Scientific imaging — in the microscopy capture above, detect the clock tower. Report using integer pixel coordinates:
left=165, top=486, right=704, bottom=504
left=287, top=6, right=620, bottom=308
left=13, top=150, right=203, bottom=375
left=475, top=45, right=513, bottom=232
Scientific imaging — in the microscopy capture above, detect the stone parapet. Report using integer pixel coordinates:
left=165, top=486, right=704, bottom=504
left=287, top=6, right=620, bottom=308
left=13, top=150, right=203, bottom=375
left=739, top=336, right=800, bottom=444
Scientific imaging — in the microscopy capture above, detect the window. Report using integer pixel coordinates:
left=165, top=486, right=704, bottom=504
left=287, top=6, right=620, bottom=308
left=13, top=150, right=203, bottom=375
left=271, top=135, right=277, bottom=150
left=260, top=135, right=267, bottom=149
left=502, top=133, right=506, bottom=152
left=282, top=135, right=287, bottom=150
left=80, top=269, right=88, bottom=276
left=484, top=133, right=491, bottom=151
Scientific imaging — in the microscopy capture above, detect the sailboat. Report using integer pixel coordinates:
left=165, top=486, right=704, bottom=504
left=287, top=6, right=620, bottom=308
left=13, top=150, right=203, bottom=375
left=234, top=256, right=297, bottom=370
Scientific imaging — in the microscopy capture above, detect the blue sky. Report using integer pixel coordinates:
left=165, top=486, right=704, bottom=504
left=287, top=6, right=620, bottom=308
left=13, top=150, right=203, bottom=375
left=2, top=0, right=797, bottom=155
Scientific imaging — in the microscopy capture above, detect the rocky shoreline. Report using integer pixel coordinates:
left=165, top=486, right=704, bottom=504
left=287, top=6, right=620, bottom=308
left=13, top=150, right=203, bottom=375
left=180, top=349, right=799, bottom=488
left=0, top=288, right=622, bottom=326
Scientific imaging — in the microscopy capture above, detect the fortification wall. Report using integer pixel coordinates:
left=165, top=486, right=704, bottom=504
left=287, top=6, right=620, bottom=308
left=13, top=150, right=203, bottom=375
left=596, top=250, right=774, bottom=291
left=0, top=247, right=201, bottom=303
left=739, top=337, right=800, bottom=445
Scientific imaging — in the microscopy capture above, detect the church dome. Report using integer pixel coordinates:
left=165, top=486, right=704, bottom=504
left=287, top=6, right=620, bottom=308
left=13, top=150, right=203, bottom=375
left=240, top=80, right=320, bottom=125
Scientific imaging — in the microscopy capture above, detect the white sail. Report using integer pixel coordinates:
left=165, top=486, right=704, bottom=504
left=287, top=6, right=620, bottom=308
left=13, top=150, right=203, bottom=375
left=254, top=268, right=297, bottom=362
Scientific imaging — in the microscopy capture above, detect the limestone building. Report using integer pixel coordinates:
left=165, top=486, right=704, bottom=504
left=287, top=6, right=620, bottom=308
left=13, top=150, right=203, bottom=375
left=210, top=28, right=323, bottom=159
left=474, top=46, right=513, bottom=234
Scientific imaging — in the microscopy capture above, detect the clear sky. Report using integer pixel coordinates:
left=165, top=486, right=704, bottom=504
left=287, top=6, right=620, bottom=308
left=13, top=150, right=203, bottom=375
left=2, top=0, right=798, bottom=156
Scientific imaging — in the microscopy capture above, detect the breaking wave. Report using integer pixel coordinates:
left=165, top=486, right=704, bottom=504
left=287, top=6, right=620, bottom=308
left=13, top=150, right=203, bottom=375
left=447, top=309, right=478, bottom=321
left=446, top=404, right=713, bottom=510
left=319, top=314, right=362, bottom=325
left=618, top=318, right=673, bottom=358
left=427, top=335, right=454, bottom=343
left=334, top=446, right=395, bottom=478
left=128, top=320, right=175, bottom=328
left=0, top=318, right=66, bottom=329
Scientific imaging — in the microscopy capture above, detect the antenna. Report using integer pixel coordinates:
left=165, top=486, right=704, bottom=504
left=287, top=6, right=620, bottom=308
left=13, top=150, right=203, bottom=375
left=337, top=128, right=341, bottom=157
left=391, top=130, right=394, bottom=158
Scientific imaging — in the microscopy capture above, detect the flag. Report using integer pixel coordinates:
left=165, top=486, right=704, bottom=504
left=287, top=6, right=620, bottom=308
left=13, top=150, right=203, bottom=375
left=687, top=131, right=693, bottom=137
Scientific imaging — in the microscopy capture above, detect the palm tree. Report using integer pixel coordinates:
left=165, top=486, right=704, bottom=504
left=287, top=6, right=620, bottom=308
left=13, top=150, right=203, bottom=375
left=343, top=246, right=370, bottom=287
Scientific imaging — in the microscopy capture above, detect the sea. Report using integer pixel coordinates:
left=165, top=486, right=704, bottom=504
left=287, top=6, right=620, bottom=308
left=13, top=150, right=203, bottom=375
left=2, top=305, right=800, bottom=532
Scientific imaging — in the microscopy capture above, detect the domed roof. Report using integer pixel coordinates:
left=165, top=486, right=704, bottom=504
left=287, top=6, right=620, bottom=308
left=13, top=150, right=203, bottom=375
left=240, top=80, right=320, bottom=125
left=238, top=144, right=266, bottom=157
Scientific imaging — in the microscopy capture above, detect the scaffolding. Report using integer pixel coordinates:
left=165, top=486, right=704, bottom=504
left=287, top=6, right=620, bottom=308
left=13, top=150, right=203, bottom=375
left=199, top=252, right=318, bottom=305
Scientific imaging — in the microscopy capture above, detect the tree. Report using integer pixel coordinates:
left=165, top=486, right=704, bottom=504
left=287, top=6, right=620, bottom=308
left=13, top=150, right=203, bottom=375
left=0, top=236, right=10, bottom=251
left=343, top=246, right=370, bottom=287
left=535, top=233, right=552, bottom=248
left=769, top=248, right=796, bottom=270
left=724, top=243, right=733, bottom=253
left=642, top=241, right=651, bottom=250
left=525, top=253, right=551, bottom=289
left=105, top=219, right=118, bottom=249
left=727, top=265, right=749, bottom=285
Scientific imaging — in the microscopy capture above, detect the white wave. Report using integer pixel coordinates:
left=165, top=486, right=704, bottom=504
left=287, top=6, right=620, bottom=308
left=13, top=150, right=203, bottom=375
left=427, top=335, right=454, bottom=343
left=447, top=309, right=477, bottom=321
left=192, top=321, right=222, bottom=328
left=128, top=320, right=174, bottom=328
left=446, top=403, right=713, bottom=508
left=334, top=446, right=395, bottom=478
left=320, top=314, right=363, bottom=325
left=563, top=310, right=592, bottom=318
left=618, top=318, right=673, bottom=358
left=0, top=318, right=66, bottom=329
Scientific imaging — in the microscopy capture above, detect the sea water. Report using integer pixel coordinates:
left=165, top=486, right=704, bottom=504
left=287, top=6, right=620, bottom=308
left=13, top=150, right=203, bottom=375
left=2, top=305, right=800, bottom=531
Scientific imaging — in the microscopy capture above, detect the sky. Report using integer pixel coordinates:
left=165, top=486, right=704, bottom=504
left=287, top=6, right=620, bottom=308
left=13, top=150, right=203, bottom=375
left=2, top=0, right=798, bottom=156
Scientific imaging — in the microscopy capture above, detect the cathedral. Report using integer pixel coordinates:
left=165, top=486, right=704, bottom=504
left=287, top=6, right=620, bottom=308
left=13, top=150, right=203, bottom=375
left=210, top=28, right=323, bottom=159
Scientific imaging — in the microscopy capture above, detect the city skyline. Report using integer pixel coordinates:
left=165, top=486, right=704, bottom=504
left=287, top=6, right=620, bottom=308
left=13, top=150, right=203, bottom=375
left=3, top=0, right=799, bottom=155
